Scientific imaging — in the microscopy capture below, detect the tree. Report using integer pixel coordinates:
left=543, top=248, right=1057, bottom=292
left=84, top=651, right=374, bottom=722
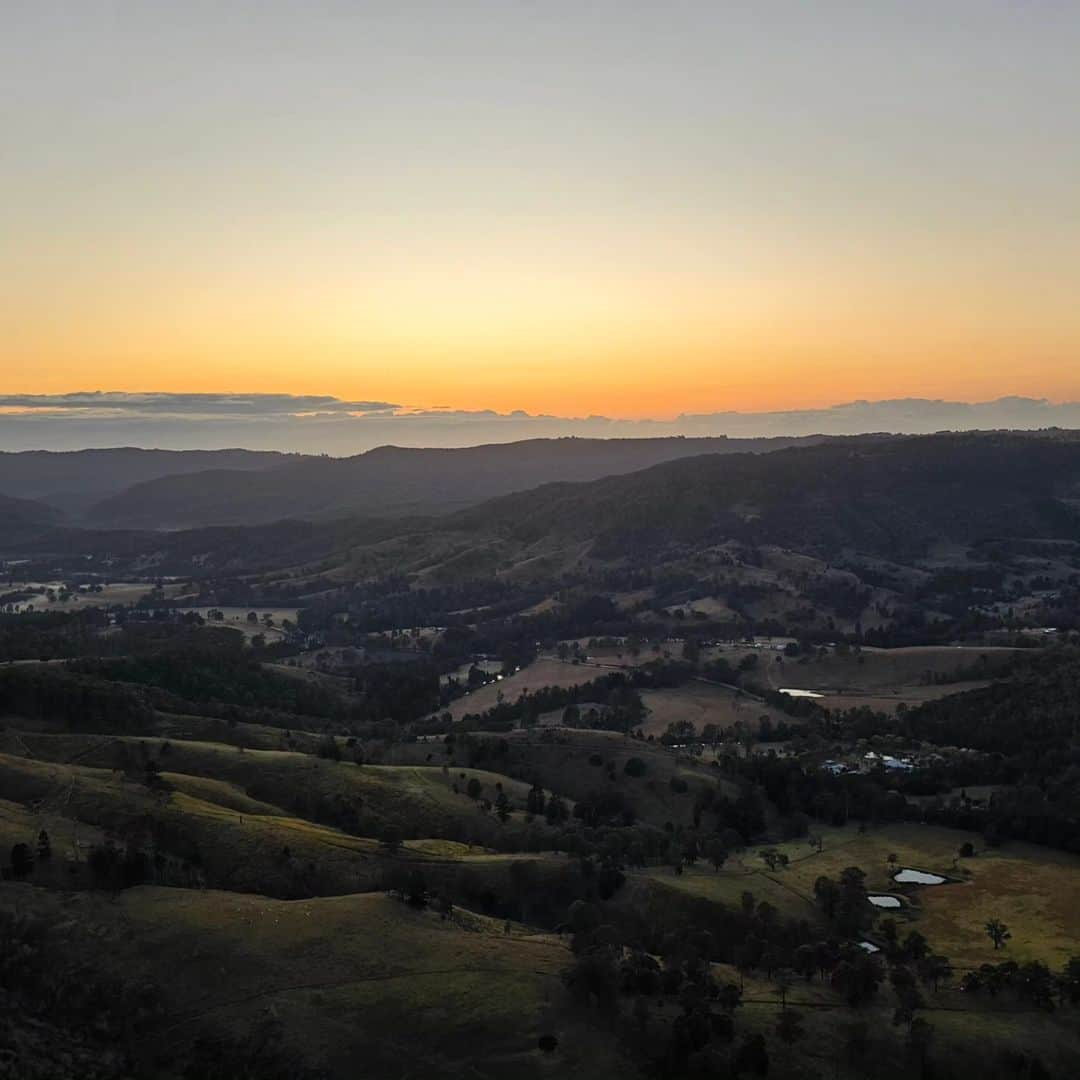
left=36, top=830, right=51, bottom=861
left=986, top=919, right=1012, bottom=951
left=733, top=1033, right=769, bottom=1077
left=706, top=839, right=728, bottom=872
left=545, top=793, right=569, bottom=825
left=917, top=954, right=953, bottom=992
left=844, top=1020, right=869, bottom=1067
left=793, top=944, right=817, bottom=982
left=772, top=968, right=795, bottom=1009
left=380, top=825, right=402, bottom=856
left=906, top=1017, right=934, bottom=1068
left=525, top=782, right=546, bottom=815
left=832, top=953, right=883, bottom=1008
left=494, top=791, right=511, bottom=823
left=891, top=966, right=923, bottom=1029
left=144, top=758, right=163, bottom=788
left=563, top=949, right=618, bottom=1014
left=759, top=848, right=781, bottom=872
left=1060, top=955, right=1080, bottom=1004
left=902, top=929, right=929, bottom=964
left=466, top=777, right=483, bottom=800
left=9, top=842, right=33, bottom=878
left=775, top=1008, right=805, bottom=1052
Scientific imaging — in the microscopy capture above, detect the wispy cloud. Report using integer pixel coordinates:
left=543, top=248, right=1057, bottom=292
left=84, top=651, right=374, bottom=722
left=1, top=393, right=1079, bottom=454
left=0, top=392, right=399, bottom=419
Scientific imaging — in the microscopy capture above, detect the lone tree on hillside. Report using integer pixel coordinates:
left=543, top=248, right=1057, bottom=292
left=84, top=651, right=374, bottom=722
left=986, top=919, right=1012, bottom=951
left=706, top=839, right=728, bottom=872
left=9, top=842, right=34, bottom=878
left=380, top=825, right=402, bottom=856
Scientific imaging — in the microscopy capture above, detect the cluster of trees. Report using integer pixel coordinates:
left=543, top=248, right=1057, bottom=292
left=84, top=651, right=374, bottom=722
left=960, top=956, right=1080, bottom=1011
left=0, top=664, right=155, bottom=732
left=0, top=902, right=161, bottom=1078
left=0, top=609, right=114, bottom=661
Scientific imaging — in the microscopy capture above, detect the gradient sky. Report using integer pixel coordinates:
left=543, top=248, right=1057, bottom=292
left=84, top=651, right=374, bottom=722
left=3, top=1, right=1079, bottom=418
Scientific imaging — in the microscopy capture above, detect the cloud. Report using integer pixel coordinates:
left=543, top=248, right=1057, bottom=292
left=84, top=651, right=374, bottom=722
left=0, top=392, right=399, bottom=419
left=1, top=393, right=1079, bottom=454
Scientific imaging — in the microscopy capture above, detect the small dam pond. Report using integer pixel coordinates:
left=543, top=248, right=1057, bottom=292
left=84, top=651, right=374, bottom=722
left=868, top=895, right=902, bottom=909
left=894, top=868, right=947, bottom=885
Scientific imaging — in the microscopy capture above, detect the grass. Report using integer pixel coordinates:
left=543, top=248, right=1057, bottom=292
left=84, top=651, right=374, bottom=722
left=2, top=882, right=619, bottom=1080
left=638, top=679, right=791, bottom=738
left=760, top=644, right=1024, bottom=693
left=700, top=960, right=1080, bottom=1080
left=489, top=727, right=741, bottom=829
left=0, top=751, right=574, bottom=902
left=624, top=822, right=1080, bottom=977
left=5, top=731, right=541, bottom=842
left=629, top=860, right=818, bottom=924
left=445, top=658, right=603, bottom=721
left=723, top=823, right=1080, bottom=969
left=16, top=581, right=154, bottom=610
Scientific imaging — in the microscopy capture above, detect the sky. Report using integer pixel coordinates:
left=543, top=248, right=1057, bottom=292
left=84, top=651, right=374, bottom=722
left=3, top=1, right=1079, bottom=421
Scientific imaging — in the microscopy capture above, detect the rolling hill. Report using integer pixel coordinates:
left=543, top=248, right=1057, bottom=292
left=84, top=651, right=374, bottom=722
left=0, top=447, right=291, bottom=515
left=453, top=432, right=1080, bottom=560
left=82, top=434, right=835, bottom=530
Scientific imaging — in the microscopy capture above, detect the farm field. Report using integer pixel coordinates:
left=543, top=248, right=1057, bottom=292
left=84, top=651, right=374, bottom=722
left=761, top=645, right=1025, bottom=693
left=808, top=680, right=995, bottom=713
left=10, top=581, right=155, bottom=610
left=445, top=658, right=602, bottom=720
left=173, top=606, right=300, bottom=639
left=638, top=679, right=791, bottom=737
left=734, top=825, right=1080, bottom=972
left=710, top=961, right=1080, bottom=1080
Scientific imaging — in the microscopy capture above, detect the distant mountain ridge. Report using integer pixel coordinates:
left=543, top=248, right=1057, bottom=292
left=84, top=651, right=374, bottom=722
left=4, top=432, right=1080, bottom=573
left=0, top=448, right=292, bottom=515
left=450, top=431, right=1080, bottom=560
left=79, top=434, right=839, bottom=530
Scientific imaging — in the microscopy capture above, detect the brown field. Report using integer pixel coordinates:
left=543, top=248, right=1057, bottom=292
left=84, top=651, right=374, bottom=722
left=445, top=658, right=603, bottom=720
left=664, top=595, right=741, bottom=620
left=638, top=680, right=791, bottom=738
left=811, top=681, right=994, bottom=713
left=631, top=821, right=1080, bottom=971
left=15, top=581, right=155, bottom=611
left=761, top=644, right=1025, bottom=693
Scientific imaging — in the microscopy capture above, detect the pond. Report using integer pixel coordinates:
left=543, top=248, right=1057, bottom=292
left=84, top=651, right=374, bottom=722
left=777, top=688, right=824, bottom=698
left=894, top=868, right=947, bottom=885
left=868, top=895, right=902, bottom=909
left=858, top=941, right=881, bottom=954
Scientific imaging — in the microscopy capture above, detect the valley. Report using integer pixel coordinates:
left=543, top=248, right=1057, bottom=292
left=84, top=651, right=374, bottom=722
left=2, top=430, right=1079, bottom=1079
